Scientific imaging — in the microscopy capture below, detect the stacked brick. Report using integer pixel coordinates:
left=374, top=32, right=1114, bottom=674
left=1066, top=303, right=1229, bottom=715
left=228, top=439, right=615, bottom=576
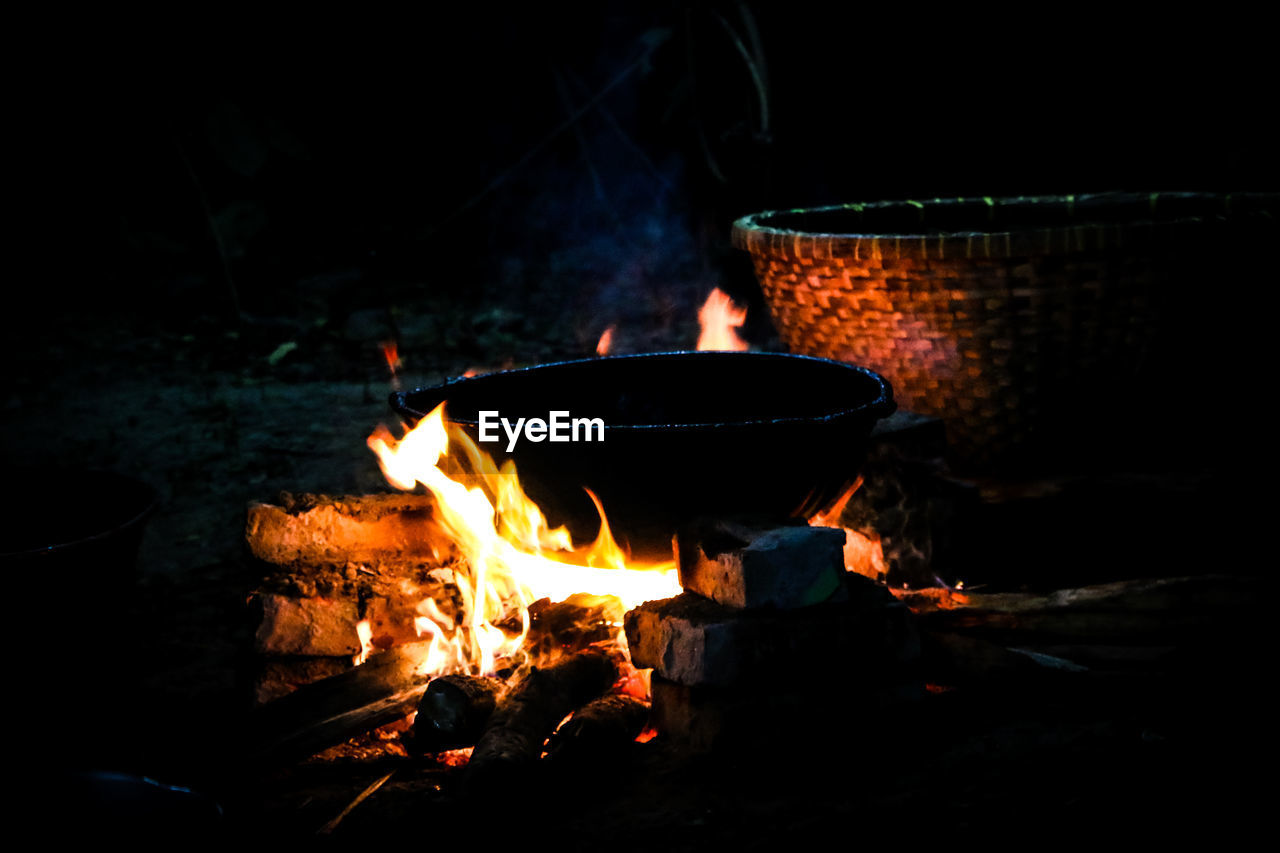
left=625, top=518, right=921, bottom=752
left=246, top=492, right=459, bottom=703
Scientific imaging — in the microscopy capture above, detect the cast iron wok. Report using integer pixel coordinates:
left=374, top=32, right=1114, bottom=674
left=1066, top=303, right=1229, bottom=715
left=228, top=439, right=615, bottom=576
left=391, top=351, right=894, bottom=555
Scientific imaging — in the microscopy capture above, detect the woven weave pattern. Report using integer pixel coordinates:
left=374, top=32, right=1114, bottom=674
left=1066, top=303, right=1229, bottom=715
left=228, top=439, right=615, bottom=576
left=732, top=193, right=1274, bottom=466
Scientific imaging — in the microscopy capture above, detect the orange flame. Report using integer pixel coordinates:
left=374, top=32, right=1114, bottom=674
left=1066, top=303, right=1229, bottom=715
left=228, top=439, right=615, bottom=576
left=354, top=619, right=375, bottom=665
left=380, top=340, right=402, bottom=392
left=367, top=403, right=680, bottom=678
left=381, top=340, right=400, bottom=372
left=614, top=657, right=652, bottom=700
left=840, top=529, right=888, bottom=580
left=808, top=476, right=862, bottom=529
left=596, top=325, right=615, bottom=356
left=696, top=288, right=748, bottom=351
left=808, top=477, right=888, bottom=580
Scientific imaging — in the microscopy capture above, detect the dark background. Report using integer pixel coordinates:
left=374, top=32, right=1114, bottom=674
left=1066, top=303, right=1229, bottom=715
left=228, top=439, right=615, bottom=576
left=20, top=4, right=1273, bottom=331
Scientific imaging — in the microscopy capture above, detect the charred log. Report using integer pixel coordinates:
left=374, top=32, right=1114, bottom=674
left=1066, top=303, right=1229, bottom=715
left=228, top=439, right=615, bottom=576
left=463, top=647, right=619, bottom=794
left=545, top=694, right=650, bottom=768
left=408, top=674, right=505, bottom=754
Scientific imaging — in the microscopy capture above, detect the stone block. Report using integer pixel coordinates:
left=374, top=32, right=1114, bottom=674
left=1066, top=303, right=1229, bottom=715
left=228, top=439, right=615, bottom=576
left=676, top=520, right=846, bottom=610
left=625, top=576, right=919, bottom=688
left=253, top=592, right=363, bottom=656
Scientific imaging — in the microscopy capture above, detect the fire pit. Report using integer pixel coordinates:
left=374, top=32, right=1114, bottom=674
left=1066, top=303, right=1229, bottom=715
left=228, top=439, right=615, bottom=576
left=243, top=350, right=903, bottom=780
left=231, top=343, right=1263, bottom=842
left=390, top=351, right=895, bottom=551
left=231, top=279, right=1261, bottom=839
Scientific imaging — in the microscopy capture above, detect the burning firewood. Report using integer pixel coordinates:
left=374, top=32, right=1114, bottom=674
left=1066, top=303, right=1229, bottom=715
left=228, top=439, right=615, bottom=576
left=544, top=694, right=650, bottom=768
left=520, top=593, right=626, bottom=659
left=407, top=674, right=505, bottom=754
left=464, top=646, right=619, bottom=794
left=243, top=641, right=434, bottom=768
left=408, top=595, right=629, bottom=756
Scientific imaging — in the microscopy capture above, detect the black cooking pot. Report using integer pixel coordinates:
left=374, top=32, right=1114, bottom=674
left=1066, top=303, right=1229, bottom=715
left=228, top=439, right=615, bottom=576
left=0, top=468, right=156, bottom=583
left=391, top=352, right=894, bottom=555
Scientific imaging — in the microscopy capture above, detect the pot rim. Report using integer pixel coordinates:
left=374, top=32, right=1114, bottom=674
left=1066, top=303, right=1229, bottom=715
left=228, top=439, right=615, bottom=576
left=391, top=350, right=896, bottom=432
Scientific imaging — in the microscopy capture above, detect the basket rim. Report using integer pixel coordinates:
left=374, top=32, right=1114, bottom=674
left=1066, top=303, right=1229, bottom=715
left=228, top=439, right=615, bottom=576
left=731, top=191, right=1277, bottom=260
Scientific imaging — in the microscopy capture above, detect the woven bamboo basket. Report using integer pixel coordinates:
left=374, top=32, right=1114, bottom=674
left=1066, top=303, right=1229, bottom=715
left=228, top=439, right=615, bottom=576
left=732, top=192, right=1277, bottom=468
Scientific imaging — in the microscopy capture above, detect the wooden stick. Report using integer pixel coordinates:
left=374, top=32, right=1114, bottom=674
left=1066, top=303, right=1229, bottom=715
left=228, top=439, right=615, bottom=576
left=243, top=642, right=433, bottom=768
left=922, top=631, right=1087, bottom=686
left=908, top=575, right=1255, bottom=614
left=408, top=674, right=505, bottom=754
left=317, top=771, right=395, bottom=836
left=913, top=575, right=1259, bottom=644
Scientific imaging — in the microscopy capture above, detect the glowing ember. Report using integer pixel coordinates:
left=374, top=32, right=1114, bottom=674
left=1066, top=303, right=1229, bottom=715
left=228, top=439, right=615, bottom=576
left=367, top=403, right=680, bottom=678
left=696, top=288, right=749, bottom=351
left=891, top=586, right=972, bottom=611
left=434, top=747, right=474, bottom=767
left=596, top=325, right=615, bottom=356
left=614, top=657, right=652, bottom=700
